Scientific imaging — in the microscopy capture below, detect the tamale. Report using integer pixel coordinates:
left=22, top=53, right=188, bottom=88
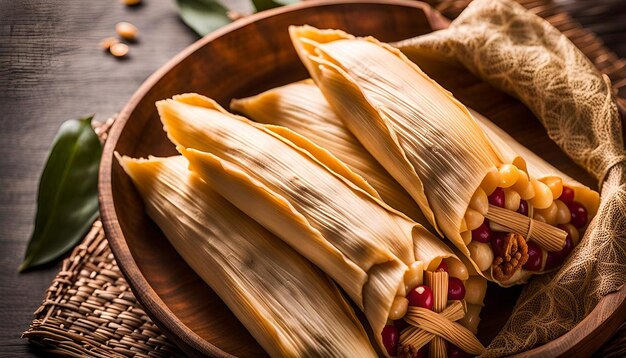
left=232, top=80, right=487, bottom=332
left=156, top=94, right=484, bottom=357
left=117, top=155, right=377, bottom=358
left=231, top=80, right=426, bottom=225
left=289, top=26, right=597, bottom=286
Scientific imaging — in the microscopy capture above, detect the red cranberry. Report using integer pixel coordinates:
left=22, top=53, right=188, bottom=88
left=490, top=232, right=507, bottom=256
left=448, top=277, right=466, bottom=300
left=471, top=220, right=492, bottom=243
left=545, top=236, right=573, bottom=270
left=488, top=187, right=505, bottom=208
left=447, top=342, right=470, bottom=358
left=407, top=285, right=434, bottom=309
left=437, top=260, right=448, bottom=272
left=523, top=241, right=543, bottom=271
left=382, top=325, right=398, bottom=356
left=517, top=200, right=529, bottom=216
left=567, top=201, right=588, bottom=228
left=544, top=251, right=561, bottom=270
left=561, top=234, right=574, bottom=257
left=560, top=186, right=575, bottom=203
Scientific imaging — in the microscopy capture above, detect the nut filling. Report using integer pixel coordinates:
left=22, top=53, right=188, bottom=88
left=492, top=233, right=529, bottom=281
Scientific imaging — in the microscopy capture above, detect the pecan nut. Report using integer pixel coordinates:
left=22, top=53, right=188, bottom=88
left=492, top=233, right=529, bottom=281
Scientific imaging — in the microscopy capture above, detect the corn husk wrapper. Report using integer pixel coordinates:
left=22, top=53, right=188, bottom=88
left=231, top=79, right=427, bottom=225
left=156, top=93, right=460, bottom=355
left=472, top=110, right=600, bottom=218
left=289, top=26, right=515, bottom=282
left=116, top=155, right=376, bottom=358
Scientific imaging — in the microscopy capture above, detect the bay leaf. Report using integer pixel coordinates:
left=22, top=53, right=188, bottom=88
left=176, top=0, right=232, bottom=37
left=20, top=116, right=102, bottom=272
left=252, top=0, right=298, bottom=12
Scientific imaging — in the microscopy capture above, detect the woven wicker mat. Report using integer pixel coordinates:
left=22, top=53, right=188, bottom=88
left=22, top=0, right=626, bottom=357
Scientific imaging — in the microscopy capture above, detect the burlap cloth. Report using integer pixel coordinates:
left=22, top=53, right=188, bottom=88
left=22, top=0, right=626, bottom=356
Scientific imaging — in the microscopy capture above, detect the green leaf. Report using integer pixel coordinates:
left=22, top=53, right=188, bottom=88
left=175, top=0, right=232, bottom=37
left=252, top=0, right=298, bottom=12
left=20, top=116, right=102, bottom=272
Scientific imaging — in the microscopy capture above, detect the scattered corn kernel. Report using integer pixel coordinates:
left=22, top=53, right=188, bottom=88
left=100, top=37, right=119, bottom=50
left=116, top=21, right=138, bottom=41
left=110, top=43, right=129, bottom=57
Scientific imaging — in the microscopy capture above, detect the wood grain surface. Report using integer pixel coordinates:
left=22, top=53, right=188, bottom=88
left=0, top=0, right=624, bottom=357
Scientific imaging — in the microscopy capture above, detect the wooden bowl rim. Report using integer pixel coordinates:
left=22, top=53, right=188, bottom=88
left=98, top=0, right=626, bottom=356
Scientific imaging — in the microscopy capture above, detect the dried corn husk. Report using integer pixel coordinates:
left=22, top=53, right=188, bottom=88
left=156, top=93, right=461, bottom=355
left=231, top=80, right=427, bottom=225
left=289, top=25, right=502, bottom=265
left=116, top=155, right=377, bottom=358
left=289, top=26, right=571, bottom=285
left=472, top=109, right=600, bottom=218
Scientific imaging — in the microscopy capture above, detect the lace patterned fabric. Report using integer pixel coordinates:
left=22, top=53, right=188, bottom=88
left=397, top=0, right=626, bottom=355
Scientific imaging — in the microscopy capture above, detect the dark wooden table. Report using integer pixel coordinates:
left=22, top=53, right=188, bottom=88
left=0, top=0, right=624, bottom=357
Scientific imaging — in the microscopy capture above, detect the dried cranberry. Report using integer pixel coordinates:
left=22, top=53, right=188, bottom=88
left=448, top=277, right=466, bottom=300
left=381, top=325, right=398, bottom=356
left=545, top=236, right=573, bottom=270
left=407, top=285, right=434, bottom=310
left=490, top=231, right=507, bottom=256
left=517, top=200, right=529, bottom=216
left=472, top=221, right=492, bottom=243
left=523, top=241, right=543, bottom=271
left=567, top=201, right=588, bottom=228
left=559, top=186, right=575, bottom=203
left=488, top=187, right=505, bottom=208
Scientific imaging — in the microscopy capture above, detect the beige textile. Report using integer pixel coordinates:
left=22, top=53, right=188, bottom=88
left=397, top=0, right=626, bottom=355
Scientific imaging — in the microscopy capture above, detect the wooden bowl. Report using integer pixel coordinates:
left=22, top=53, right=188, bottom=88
left=99, top=0, right=626, bottom=357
